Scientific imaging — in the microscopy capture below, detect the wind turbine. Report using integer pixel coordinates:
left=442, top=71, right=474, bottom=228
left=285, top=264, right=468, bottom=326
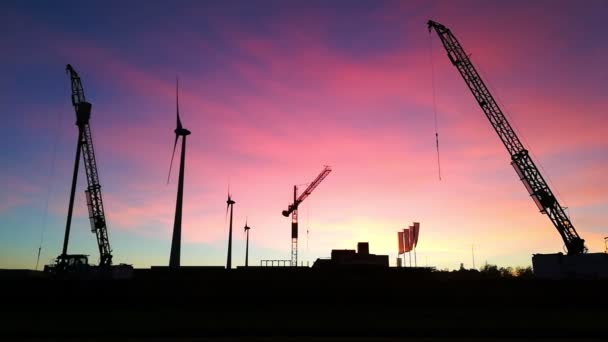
left=226, top=189, right=235, bottom=269
left=168, top=78, right=191, bottom=269
left=244, top=219, right=251, bottom=268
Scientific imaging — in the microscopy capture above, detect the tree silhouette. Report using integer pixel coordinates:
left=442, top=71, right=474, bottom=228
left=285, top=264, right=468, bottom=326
left=480, top=263, right=500, bottom=277
left=514, top=266, right=534, bottom=278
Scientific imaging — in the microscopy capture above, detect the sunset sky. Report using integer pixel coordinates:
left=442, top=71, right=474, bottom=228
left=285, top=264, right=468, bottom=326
left=1, top=0, right=606, bottom=270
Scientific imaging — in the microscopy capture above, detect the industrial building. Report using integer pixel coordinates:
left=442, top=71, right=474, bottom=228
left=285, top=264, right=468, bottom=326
left=532, top=253, right=608, bottom=279
left=313, top=242, right=389, bottom=269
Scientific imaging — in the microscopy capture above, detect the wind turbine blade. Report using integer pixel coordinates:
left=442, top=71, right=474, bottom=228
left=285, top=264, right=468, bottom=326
left=176, top=77, right=183, bottom=130
left=225, top=202, right=230, bottom=226
left=167, top=134, right=179, bottom=184
left=225, top=184, right=232, bottom=222
left=224, top=204, right=228, bottom=227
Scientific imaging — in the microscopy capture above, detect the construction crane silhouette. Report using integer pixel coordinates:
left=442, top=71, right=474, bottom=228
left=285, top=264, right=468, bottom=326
left=57, top=64, right=112, bottom=268
left=428, top=20, right=586, bottom=255
left=282, top=166, right=332, bottom=266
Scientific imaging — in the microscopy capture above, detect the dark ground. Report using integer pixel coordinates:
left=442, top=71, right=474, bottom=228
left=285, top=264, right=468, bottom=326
left=1, top=267, right=606, bottom=340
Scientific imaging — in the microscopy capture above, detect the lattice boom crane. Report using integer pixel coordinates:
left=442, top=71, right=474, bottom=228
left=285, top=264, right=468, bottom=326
left=428, top=20, right=586, bottom=254
left=61, top=64, right=112, bottom=266
left=282, top=166, right=332, bottom=266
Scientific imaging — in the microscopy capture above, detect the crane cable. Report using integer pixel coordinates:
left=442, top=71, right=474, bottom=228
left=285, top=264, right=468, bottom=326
left=306, top=201, right=310, bottom=266
left=36, top=111, right=62, bottom=270
left=429, top=32, right=442, bottom=181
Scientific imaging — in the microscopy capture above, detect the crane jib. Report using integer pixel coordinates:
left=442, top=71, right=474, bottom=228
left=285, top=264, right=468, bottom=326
left=428, top=20, right=586, bottom=255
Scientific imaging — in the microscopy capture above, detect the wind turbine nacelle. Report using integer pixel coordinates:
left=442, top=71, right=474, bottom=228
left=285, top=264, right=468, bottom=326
left=175, top=127, right=191, bottom=136
left=282, top=210, right=290, bottom=217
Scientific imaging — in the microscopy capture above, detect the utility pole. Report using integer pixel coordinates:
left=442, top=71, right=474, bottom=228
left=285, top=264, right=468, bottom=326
left=471, top=244, right=476, bottom=270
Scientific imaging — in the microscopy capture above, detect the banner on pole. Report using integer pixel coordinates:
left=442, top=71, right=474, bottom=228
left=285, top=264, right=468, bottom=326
left=399, top=222, right=420, bottom=254
left=412, top=222, right=420, bottom=247
left=403, top=228, right=412, bottom=253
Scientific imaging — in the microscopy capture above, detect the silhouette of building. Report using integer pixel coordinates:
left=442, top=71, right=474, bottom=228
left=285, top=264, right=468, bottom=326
left=313, top=242, right=388, bottom=269
left=532, top=253, right=608, bottom=279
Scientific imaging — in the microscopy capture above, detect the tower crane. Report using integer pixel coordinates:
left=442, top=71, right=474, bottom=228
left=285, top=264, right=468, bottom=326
left=282, top=166, right=332, bottom=266
left=428, top=20, right=586, bottom=254
left=55, top=64, right=112, bottom=270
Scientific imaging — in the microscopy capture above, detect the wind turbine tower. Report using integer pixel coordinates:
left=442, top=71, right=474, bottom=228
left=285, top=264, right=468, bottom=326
left=168, top=78, right=191, bottom=269
left=244, top=219, right=251, bottom=267
left=226, top=192, right=235, bottom=269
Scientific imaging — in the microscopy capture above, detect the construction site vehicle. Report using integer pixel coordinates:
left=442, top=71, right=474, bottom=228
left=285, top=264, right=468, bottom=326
left=44, top=254, right=91, bottom=273
left=44, top=254, right=133, bottom=279
left=427, top=20, right=608, bottom=278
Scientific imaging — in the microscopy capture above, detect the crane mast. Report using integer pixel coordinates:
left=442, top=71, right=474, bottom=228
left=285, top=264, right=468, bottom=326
left=63, top=64, right=112, bottom=266
left=282, top=166, right=332, bottom=266
left=428, top=20, right=586, bottom=255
